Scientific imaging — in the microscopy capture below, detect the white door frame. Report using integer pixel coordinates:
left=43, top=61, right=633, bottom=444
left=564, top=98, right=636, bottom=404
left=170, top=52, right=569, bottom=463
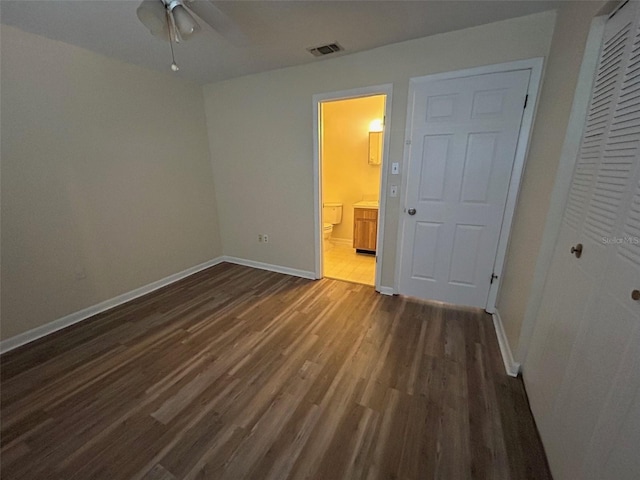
left=395, top=58, right=543, bottom=312
left=312, top=83, right=394, bottom=291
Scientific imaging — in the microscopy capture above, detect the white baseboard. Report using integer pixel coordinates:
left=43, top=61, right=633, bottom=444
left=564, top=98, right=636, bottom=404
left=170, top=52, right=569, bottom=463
left=221, top=256, right=316, bottom=280
left=0, top=257, right=225, bottom=354
left=330, top=238, right=352, bottom=247
left=492, top=310, right=521, bottom=377
left=377, top=286, right=396, bottom=296
left=0, top=256, right=328, bottom=355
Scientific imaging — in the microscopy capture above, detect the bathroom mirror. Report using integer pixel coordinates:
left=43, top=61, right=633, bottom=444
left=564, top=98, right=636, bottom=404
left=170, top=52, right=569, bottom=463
left=368, top=131, right=383, bottom=165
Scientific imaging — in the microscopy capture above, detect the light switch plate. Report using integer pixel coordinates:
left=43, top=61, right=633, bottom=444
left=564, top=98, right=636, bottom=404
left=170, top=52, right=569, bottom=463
left=391, top=162, right=400, bottom=175
left=390, top=185, right=398, bottom=197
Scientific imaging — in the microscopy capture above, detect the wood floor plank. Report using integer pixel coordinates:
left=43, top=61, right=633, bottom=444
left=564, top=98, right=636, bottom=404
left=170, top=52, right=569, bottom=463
left=142, top=464, right=177, bottom=480
left=0, top=263, right=552, bottom=479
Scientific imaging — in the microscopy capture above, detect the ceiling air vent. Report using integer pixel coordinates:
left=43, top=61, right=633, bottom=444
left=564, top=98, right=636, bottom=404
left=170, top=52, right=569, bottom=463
left=307, top=42, right=344, bottom=57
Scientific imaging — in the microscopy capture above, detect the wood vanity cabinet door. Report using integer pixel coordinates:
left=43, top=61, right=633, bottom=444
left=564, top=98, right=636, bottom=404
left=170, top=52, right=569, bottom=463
left=353, top=208, right=378, bottom=251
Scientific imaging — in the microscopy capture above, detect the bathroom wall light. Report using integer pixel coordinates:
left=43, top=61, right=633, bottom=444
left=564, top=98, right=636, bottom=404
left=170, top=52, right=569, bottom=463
left=369, top=119, right=384, bottom=132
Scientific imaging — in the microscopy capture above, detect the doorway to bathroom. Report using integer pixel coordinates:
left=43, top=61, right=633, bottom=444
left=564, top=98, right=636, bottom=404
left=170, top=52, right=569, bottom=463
left=313, top=85, right=392, bottom=288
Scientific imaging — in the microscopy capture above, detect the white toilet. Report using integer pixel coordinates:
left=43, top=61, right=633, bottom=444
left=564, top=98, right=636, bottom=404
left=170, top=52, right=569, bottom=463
left=322, top=202, right=343, bottom=244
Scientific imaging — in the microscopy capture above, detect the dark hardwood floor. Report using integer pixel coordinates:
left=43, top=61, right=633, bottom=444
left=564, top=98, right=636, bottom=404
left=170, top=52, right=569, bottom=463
left=0, top=263, right=551, bottom=479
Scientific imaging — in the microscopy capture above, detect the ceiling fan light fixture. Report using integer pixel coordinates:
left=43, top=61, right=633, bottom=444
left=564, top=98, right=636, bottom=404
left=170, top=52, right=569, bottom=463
left=168, top=2, right=199, bottom=40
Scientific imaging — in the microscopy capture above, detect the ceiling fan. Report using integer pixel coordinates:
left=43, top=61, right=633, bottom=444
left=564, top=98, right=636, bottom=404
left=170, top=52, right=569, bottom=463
left=136, top=0, right=247, bottom=71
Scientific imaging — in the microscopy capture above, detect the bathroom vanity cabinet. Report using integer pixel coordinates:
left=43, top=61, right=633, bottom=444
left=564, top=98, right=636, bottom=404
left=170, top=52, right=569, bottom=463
left=353, top=207, right=378, bottom=253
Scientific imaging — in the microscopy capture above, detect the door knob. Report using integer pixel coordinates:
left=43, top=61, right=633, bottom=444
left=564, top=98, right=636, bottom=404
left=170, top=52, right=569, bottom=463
left=407, top=208, right=416, bottom=215
left=632, top=289, right=640, bottom=301
left=570, top=243, right=583, bottom=258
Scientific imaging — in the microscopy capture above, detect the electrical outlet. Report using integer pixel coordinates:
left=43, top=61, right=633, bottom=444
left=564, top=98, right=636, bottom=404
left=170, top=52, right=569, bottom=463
left=263, top=234, right=269, bottom=243
left=258, top=234, right=263, bottom=242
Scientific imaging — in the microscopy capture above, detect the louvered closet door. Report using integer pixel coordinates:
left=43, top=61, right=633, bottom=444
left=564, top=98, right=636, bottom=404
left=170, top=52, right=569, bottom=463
left=524, top=2, right=640, bottom=480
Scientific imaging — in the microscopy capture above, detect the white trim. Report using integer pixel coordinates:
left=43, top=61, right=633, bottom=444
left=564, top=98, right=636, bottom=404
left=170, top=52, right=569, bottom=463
left=329, top=237, right=352, bottom=247
left=517, top=17, right=607, bottom=364
left=407, top=58, right=545, bottom=84
left=377, top=286, right=396, bottom=296
left=395, top=58, right=544, bottom=312
left=374, top=91, right=394, bottom=292
left=221, top=256, right=316, bottom=280
left=492, top=309, right=521, bottom=377
left=312, top=84, right=394, bottom=288
left=485, top=58, right=544, bottom=312
left=0, top=257, right=226, bottom=354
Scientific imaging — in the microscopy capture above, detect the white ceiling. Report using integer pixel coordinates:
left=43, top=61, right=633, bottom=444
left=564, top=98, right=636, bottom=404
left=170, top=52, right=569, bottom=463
left=0, top=0, right=563, bottom=85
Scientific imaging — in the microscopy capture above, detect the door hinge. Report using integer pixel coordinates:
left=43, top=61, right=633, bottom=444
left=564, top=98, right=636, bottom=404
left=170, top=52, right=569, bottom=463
left=490, top=273, right=499, bottom=284
left=523, top=94, right=529, bottom=109
left=383, top=115, right=386, bottom=126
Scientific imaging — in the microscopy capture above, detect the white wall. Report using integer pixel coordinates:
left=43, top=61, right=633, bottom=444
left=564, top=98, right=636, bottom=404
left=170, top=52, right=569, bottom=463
left=0, top=26, right=222, bottom=340
left=202, top=12, right=556, bottom=287
left=0, top=5, right=604, bottom=358
left=497, top=0, right=607, bottom=354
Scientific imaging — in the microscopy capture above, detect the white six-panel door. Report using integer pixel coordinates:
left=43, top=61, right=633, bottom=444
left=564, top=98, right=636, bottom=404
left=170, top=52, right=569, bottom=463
left=524, top=2, right=640, bottom=479
left=399, top=69, right=530, bottom=307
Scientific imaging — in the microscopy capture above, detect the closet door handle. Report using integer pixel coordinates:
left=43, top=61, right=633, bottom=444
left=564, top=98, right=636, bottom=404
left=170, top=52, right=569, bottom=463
left=570, top=243, right=583, bottom=258
left=407, top=208, right=416, bottom=216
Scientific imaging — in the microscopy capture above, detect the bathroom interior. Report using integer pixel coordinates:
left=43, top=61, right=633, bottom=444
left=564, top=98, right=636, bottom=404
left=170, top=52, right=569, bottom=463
left=321, top=94, right=386, bottom=286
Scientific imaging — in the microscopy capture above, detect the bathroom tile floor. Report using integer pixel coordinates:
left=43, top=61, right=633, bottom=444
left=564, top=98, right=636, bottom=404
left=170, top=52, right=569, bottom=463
left=323, top=242, right=375, bottom=286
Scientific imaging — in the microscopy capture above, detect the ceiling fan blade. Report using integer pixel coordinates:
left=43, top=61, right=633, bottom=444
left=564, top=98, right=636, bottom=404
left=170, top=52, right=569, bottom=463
left=186, top=0, right=250, bottom=46
left=137, top=0, right=169, bottom=40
